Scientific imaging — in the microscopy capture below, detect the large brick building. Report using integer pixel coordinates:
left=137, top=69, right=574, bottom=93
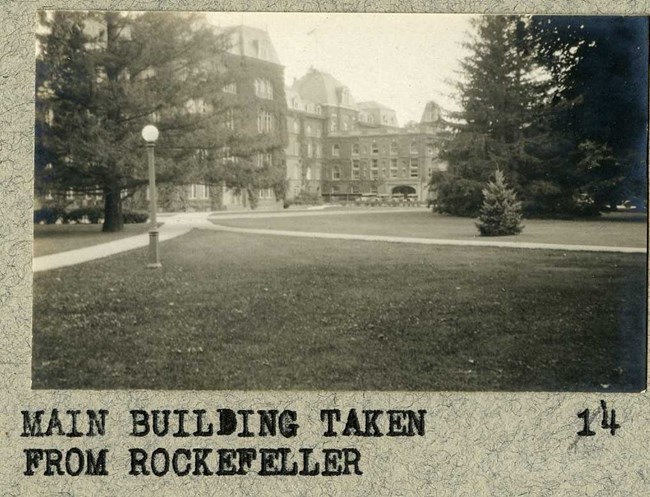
left=285, top=69, right=448, bottom=202
left=145, top=24, right=288, bottom=212
left=38, top=19, right=448, bottom=213
left=180, top=28, right=450, bottom=207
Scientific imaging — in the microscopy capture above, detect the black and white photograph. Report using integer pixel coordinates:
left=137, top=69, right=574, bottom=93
left=32, top=12, right=648, bottom=392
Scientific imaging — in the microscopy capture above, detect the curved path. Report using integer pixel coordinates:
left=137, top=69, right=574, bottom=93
left=33, top=208, right=646, bottom=272
left=205, top=222, right=646, bottom=254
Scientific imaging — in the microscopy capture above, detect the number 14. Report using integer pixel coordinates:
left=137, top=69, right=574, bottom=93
left=577, top=400, right=620, bottom=436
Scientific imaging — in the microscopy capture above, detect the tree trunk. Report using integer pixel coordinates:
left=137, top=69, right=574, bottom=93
left=102, top=184, right=124, bottom=232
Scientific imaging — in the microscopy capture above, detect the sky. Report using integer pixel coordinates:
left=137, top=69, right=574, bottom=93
left=206, top=13, right=476, bottom=125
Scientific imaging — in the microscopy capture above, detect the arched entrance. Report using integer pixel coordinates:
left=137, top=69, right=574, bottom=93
left=391, top=185, right=417, bottom=199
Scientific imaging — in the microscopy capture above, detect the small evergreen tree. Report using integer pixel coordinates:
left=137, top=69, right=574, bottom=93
left=476, top=170, right=524, bottom=236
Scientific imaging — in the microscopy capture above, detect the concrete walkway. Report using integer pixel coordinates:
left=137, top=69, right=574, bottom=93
left=206, top=222, right=647, bottom=254
left=33, top=218, right=196, bottom=273
left=33, top=208, right=646, bottom=273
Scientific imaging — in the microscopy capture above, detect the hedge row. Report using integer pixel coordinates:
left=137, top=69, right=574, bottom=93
left=34, top=207, right=149, bottom=225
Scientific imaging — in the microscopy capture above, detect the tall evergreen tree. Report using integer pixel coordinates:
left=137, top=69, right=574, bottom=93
left=36, top=12, right=275, bottom=231
left=434, top=16, right=550, bottom=217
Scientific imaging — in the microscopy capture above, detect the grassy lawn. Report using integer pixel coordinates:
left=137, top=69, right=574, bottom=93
left=212, top=210, right=647, bottom=248
left=32, top=229, right=646, bottom=391
left=34, top=223, right=154, bottom=257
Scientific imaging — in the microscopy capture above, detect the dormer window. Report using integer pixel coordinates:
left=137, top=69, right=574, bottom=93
left=340, top=87, right=349, bottom=105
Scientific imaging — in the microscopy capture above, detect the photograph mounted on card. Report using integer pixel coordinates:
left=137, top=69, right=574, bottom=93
left=32, top=12, right=648, bottom=391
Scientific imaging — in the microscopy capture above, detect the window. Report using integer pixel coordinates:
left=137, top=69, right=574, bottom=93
left=221, top=146, right=238, bottom=164
left=332, top=166, right=341, bottom=180
left=410, top=158, right=419, bottom=178
left=189, top=184, right=209, bottom=200
left=45, top=190, right=53, bottom=200
left=293, top=120, right=299, bottom=133
left=315, top=144, right=322, bottom=158
left=390, top=158, right=398, bottom=178
left=370, top=185, right=378, bottom=194
left=342, top=117, right=349, bottom=131
left=315, top=105, right=322, bottom=115
left=254, top=78, right=273, bottom=99
left=352, top=143, right=359, bottom=155
left=193, top=98, right=212, bottom=114
left=256, top=153, right=272, bottom=169
left=306, top=124, right=312, bottom=136
left=307, top=142, right=313, bottom=158
left=390, top=141, right=397, bottom=155
left=410, top=141, right=418, bottom=154
left=292, top=97, right=299, bottom=109
left=258, top=188, right=273, bottom=199
left=371, top=142, right=379, bottom=155
left=66, top=189, right=74, bottom=200
left=222, top=82, right=237, bottom=94
left=352, top=159, right=360, bottom=179
left=225, top=108, right=234, bottom=130
left=371, top=159, right=379, bottom=180
left=332, top=144, right=340, bottom=157
left=330, top=114, right=338, bottom=132
left=331, top=185, right=340, bottom=193
left=257, top=110, right=273, bottom=133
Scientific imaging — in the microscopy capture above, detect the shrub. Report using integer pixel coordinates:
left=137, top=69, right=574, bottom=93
left=123, top=211, right=149, bottom=224
left=85, top=207, right=103, bottom=224
left=289, top=191, right=323, bottom=206
left=476, top=169, right=524, bottom=236
left=63, top=207, right=104, bottom=224
left=433, top=173, right=484, bottom=217
left=34, top=206, right=66, bottom=224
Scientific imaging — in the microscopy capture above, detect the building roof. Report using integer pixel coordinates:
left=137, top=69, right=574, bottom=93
left=357, top=100, right=394, bottom=111
left=420, top=101, right=442, bottom=123
left=292, top=68, right=357, bottom=109
left=285, top=86, right=325, bottom=117
left=221, top=25, right=281, bottom=65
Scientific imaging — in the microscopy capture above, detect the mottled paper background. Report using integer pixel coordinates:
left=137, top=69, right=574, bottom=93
left=1, top=1, right=648, bottom=495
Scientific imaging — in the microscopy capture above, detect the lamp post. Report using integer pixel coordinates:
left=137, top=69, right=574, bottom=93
left=142, top=124, right=161, bottom=269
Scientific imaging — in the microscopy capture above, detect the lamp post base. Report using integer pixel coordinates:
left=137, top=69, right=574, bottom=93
left=147, top=229, right=161, bottom=269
